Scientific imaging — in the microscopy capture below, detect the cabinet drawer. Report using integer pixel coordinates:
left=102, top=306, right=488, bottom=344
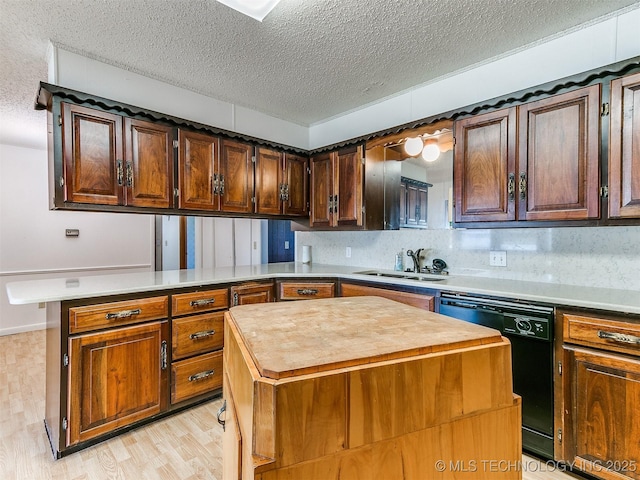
left=172, top=312, right=224, bottom=360
left=171, top=351, right=223, bottom=404
left=69, top=296, right=169, bottom=334
left=563, top=312, right=640, bottom=357
left=279, top=282, right=335, bottom=300
left=172, top=288, right=229, bottom=316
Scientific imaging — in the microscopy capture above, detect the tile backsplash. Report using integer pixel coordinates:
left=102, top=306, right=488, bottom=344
left=296, top=226, right=640, bottom=290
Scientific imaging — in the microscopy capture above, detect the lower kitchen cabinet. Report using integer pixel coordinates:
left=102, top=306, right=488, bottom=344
left=557, top=309, right=640, bottom=480
left=67, top=320, right=169, bottom=446
left=231, top=281, right=275, bottom=306
left=277, top=280, right=335, bottom=300
left=340, top=281, right=435, bottom=311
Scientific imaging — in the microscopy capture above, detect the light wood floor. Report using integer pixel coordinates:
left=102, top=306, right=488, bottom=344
left=0, top=330, right=582, bottom=480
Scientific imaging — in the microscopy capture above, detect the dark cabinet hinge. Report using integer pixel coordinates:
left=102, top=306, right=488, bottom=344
left=601, top=103, right=609, bottom=117
left=557, top=428, right=562, bottom=443
left=251, top=155, right=256, bottom=164
left=58, top=115, right=62, bottom=127
left=172, top=140, right=179, bottom=149
left=600, top=186, right=609, bottom=198
left=557, top=361, right=562, bottom=376
left=62, top=417, right=68, bottom=431
left=63, top=353, right=69, bottom=367
left=233, top=292, right=239, bottom=306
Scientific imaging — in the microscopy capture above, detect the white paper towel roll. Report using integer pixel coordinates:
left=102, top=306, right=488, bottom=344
left=302, top=245, right=311, bottom=263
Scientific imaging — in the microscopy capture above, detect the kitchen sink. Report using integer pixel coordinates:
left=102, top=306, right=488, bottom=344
left=355, top=270, right=448, bottom=282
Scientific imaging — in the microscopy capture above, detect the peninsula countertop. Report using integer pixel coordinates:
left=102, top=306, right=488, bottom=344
left=6, top=262, right=640, bottom=315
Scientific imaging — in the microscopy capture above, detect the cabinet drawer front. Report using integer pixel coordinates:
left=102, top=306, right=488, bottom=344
left=564, top=312, right=640, bottom=357
left=172, top=312, right=224, bottom=360
left=279, top=282, right=335, bottom=300
left=172, top=288, right=229, bottom=316
left=69, top=296, right=169, bottom=334
left=171, top=351, right=223, bottom=404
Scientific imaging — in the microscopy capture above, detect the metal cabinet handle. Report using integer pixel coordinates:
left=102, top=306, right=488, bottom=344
left=217, top=400, right=226, bottom=431
left=519, top=172, right=527, bottom=200
left=334, top=194, right=338, bottom=213
left=598, top=330, right=640, bottom=345
left=189, top=330, right=216, bottom=340
left=213, top=173, right=219, bottom=195
left=189, top=369, right=215, bottom=382
left=297, top=289, right=319, bottom=296
left=508, top=173, right=515, bottom=200
left=105, top=308, right=141, bottom=319
left=189, top=298, right=216, bottom=307
left=160, top=340, right=167, bottom=370
left=117, top=160, right=124, bottom=186
left=219, top=175, right=225, bottom=195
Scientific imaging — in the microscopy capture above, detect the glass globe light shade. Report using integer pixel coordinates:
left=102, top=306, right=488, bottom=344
left=421, top=142, right=440, bottom=162
left=404, top=137, right=423, bottom=156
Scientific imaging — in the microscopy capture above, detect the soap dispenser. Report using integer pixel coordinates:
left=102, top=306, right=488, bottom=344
left=394, top=249, right=404, bottom=271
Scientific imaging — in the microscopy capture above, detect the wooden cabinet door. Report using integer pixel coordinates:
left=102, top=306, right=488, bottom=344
left=334, top=146, right=363, bottom=227
left=406, top=183, right=420, bottom=226
left=178, top=130, right=219, bottom=210
left=416, top=185, right=428, bottom=227
left=284, top=153, right=309, bottom=216
left=62, top=103, right=123, bottom=205
left=341, top=283, right=434, bottom=311
left=219, top=139, right=254, bottom=213
left=67, top=321, right=168, bottom=446
left=255, top=147, right=283, bottom=215
left=568, top=347, right=640, bottom=480
left=518, top=85, right=600, bottom=221
left=399, top=179, right=407, bottom=226
left=310, top=152, right=333, bottom=227
left=123, top=118, right=174, bottom=208
left=231, top=282, right=274, bottom=306
left=609, top=72, right=640, bottom=219
left=222, top=374, right=242, bottom=480
left=454, top=107, right=517, bottom=222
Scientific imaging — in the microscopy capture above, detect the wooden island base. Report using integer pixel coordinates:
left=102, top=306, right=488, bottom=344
left=223, top=297, right=522, bottom=480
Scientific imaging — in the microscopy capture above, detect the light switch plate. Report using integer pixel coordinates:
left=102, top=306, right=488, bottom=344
left=345, top=246, right=352, bottom=258
left=490, top=250, right=507, bottom=267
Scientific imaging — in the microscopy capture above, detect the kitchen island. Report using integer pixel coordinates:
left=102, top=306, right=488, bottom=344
left=223, top=296, right=522, bottom=479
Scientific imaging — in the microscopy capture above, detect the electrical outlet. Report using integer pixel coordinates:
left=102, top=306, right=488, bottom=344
left=284, top=241, right=289, bottom=250
left=489, top=250, right=507, bottom=267
left=345, top=246, right=352, bottom=258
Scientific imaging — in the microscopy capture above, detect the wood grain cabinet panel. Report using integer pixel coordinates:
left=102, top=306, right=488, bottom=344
left=172, top=312, right=224, bottom=360
left=178, top=130, right=219, bottom=210
left=310, top=152, right=333, bottom=227
left=284, top=153, right=309, bottom=216
left=62, top=103, right=123, bottom=205
left=558, top=309, right=640, bottom=480
left=171, top=351, right=223, bottom=404
left=123, top=118, right=174, bottom=208
left=609, top=72, right=640, bottom=219
left=67, top=321, right=169, bottom=446
left=230, top=282, right=274, bottom=306
left=340, top=283, right=434, bottom=311
left=171, top=288, right=229, bottom=316
left=518, top=84, right=600, bottom=221
left=68, top=296, right=169, bottom=334
left=310, top=146, right=363, bottom=228
left=255, top=147, right=283, bottom=215
left=278, top=282, right=335, bottom=300
left=454, top=107, right=517, bottom=222
left=220, top=139, right=254, bottom=213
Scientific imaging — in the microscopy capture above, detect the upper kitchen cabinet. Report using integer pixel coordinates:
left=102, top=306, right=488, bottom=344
left=453, top=84, right=601, bottom=224
left=255, top=147, right=309, bottom=216
left=219, top=139, right=254, bottom=214
left=609, top=72, right=640, bottom=219
left=310, top=146, right=365, bottom=228
left=454, top=107, right=517, bottom=223
left=61, top=103, right=174, bottom=209
left=178, top=130, right=219, bottom=210
left=518, top=84, right=600, bottom=221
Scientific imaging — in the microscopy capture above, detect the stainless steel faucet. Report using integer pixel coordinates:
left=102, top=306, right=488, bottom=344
left=406, top=249, right=423, bottom=273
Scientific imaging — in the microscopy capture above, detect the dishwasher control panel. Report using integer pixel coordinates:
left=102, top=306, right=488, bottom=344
left=503, top=314, right=550, bottom=341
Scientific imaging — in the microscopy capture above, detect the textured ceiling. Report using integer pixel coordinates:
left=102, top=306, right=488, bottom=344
left=1, top=0, right=639, bottom=149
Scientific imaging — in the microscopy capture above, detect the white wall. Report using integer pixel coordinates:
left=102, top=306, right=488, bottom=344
left=52, top=48, right=309, bottom=150
left=0, top=144, right=154, bottom=335
left=308, top=7, right=640, bottom=148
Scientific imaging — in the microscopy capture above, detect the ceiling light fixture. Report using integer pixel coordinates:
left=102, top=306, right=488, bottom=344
left=215, top=0, right=282, bottom=21
left=404, top=137, right=423, bottom=156
left=421, top=140, right=440, bottom=162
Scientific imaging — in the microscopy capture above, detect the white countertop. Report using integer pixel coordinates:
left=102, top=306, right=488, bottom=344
left=6, top=262, right=640, bottom=315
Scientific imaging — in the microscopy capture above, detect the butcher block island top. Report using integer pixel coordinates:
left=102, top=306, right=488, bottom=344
left=230, top=296, right=503, bottom=379
left=223, top=296, right=522, bottom=480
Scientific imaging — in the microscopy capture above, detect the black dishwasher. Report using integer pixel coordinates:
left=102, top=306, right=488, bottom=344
left=438, top=293, right=554, bottom=459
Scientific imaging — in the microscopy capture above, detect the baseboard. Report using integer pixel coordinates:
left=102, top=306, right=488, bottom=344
left=0, top=322, right=46, bottom=336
